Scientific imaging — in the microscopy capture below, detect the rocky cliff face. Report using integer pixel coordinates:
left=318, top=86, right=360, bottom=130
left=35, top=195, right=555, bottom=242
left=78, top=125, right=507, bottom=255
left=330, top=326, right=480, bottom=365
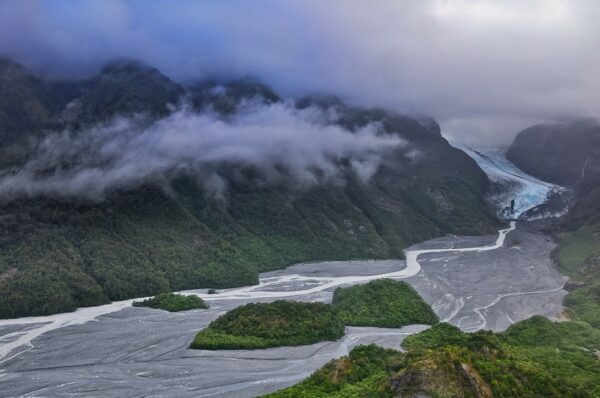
left=0, top=59, right=498, bottom=318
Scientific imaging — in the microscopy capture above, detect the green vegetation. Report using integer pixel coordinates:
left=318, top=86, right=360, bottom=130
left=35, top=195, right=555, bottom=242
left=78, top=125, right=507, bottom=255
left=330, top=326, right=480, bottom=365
left=190, top=301, right=345, bottom=350
left=267, top=344, right=403, bottom=398
left=132, top=293, right=207, bottom=312
left=268, top=316, right=600, bottom=397
left=0, top=58, right=499, bottom=319
left=0, top=170, right=497, bottom=319
left=554, top=222, right=600, bottom=327
left=192, top=280, right=439, bottom=349
left=332, top=279, right=439, bottom=328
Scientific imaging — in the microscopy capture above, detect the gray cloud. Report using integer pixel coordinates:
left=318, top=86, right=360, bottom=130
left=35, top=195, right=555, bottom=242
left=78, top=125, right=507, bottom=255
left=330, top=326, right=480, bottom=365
left=0, top=0, right=599, bottom=146
left=0, top=103, right=404, bottom=201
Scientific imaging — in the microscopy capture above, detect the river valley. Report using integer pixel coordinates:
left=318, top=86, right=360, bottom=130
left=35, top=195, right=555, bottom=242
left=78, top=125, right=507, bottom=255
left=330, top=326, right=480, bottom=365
left=0, top=150, right=569, bottom=397
left=0, top=220, right=567, bottom=397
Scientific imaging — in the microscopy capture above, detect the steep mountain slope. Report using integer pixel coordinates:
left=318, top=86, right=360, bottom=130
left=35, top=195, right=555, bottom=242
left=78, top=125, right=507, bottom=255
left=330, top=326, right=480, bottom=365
left=507, top=119, right=600, bottom=226
left=58, top=60, right=184, bottom=128
left=0, top=58, right=51, bottom=143
left=0, top=59, right=499, bottom=318
left=506, top=119, right=600, bottom=187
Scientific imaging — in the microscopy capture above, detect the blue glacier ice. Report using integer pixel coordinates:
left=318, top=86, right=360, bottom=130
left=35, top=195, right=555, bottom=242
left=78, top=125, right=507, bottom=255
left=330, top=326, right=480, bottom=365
left=452, top=143, right=564, bottom=218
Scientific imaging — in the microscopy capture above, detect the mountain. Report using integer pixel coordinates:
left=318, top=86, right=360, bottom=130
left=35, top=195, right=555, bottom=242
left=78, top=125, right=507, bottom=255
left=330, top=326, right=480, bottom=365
left=0, top=58, right=51, bottom=142
left=0, top=59, right=499, bottom=318
left=189, top=78, right=280, bottom=114
left=506, top=119, right=600, bottom=226
left=0, top=58, right=55, bottom=168
left=58, top=60, right=184, bottom=128
left=506, top=119, right=600, bottom=187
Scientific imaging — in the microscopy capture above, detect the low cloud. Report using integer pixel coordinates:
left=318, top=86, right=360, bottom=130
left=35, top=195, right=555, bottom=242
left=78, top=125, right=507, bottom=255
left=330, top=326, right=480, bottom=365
left=0, top=103, right=404, bottom=201
left=1, top=1, right=599, bottom=146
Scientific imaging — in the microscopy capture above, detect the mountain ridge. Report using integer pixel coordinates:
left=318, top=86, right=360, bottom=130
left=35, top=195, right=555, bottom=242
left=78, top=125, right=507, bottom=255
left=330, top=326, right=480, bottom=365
left=506, top=118, right=600, bottom=227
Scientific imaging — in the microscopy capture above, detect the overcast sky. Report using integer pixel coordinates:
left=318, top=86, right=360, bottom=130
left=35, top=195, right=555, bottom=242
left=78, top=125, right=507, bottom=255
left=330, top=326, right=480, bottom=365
left=1, top=0, right=599, bottom=146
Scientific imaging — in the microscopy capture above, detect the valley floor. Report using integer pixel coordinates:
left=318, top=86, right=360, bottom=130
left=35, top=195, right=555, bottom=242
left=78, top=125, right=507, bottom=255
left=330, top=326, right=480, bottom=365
left=0, top=222, right=567, bottom=397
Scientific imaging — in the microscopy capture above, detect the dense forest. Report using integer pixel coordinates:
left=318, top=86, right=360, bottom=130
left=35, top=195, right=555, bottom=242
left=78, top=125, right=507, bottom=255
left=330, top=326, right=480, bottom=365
left=190, top=301, right=345, bottom=350
left=333, top=279, right=439, bottom=328
left=0, top=58, right=499, bottom=319
left=191, top=280, right=441, bottom=350
left=267, top=316, right=600, bottom=397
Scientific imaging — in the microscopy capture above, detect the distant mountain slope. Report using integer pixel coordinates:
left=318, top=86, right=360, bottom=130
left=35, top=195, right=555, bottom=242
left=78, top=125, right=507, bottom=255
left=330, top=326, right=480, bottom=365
left=506, top=119, right=600, bottom=226
left=0, top=58, right=50, bottom=142
left=0, top=59, right=499, bottom=318
left=59, top=60, right=184, bottom=128
left=268, top=317, right=600, bottom=397
left=506, top=119, right=600, bottom=187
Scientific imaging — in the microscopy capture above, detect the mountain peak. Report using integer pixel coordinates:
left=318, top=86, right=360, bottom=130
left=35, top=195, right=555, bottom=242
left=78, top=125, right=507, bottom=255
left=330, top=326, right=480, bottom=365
left=99, top=59, right=169, bottom=82
left=188, top=79, right=280, bottom=114
left=59, top=59, right=185, bottom=124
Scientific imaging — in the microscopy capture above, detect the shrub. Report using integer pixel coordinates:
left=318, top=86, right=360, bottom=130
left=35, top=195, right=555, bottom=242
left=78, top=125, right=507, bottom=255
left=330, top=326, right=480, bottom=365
left=132, top=293, right=208, bottom=312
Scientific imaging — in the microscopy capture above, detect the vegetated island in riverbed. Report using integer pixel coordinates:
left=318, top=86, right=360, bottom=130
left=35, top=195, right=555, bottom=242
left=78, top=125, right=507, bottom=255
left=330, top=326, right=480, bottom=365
left=333, top=279, right=439, bottom=327
left=132, top=293, right=208, bottom=312
left=190, top=300, right=345, bottom=350
left=266, top=316, right=600, bottom=397
left=191, top=279, right=439, bottom=350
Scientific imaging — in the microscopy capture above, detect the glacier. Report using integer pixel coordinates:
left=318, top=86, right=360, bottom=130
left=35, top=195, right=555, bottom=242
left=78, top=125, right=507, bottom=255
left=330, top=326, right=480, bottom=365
left=453, top=144, right=565, bottom=219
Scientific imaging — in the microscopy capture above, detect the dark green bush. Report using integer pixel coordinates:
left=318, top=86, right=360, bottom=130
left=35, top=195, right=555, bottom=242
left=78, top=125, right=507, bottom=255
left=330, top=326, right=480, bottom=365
left=191, top=300, right=344, bottom=349
left=132, top=293, right=208, bottom=312
left=332, top=279, right=439, bottom=328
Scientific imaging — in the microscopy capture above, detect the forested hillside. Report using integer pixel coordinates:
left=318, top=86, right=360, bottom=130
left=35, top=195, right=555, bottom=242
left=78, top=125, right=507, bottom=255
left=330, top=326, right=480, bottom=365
left=0, top=58, right=499, bottom=318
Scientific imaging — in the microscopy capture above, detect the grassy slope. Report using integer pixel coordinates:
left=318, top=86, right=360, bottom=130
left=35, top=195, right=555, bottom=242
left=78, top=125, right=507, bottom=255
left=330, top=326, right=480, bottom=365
left=333, top=279, right=439, bottom=328
left=553, top=222, right=600, bottom=327
left=190, top=301, right=345, bottom=350
left=267, top=317, right=600, bottom=398
left=132, top=293, right=207, bottom=312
